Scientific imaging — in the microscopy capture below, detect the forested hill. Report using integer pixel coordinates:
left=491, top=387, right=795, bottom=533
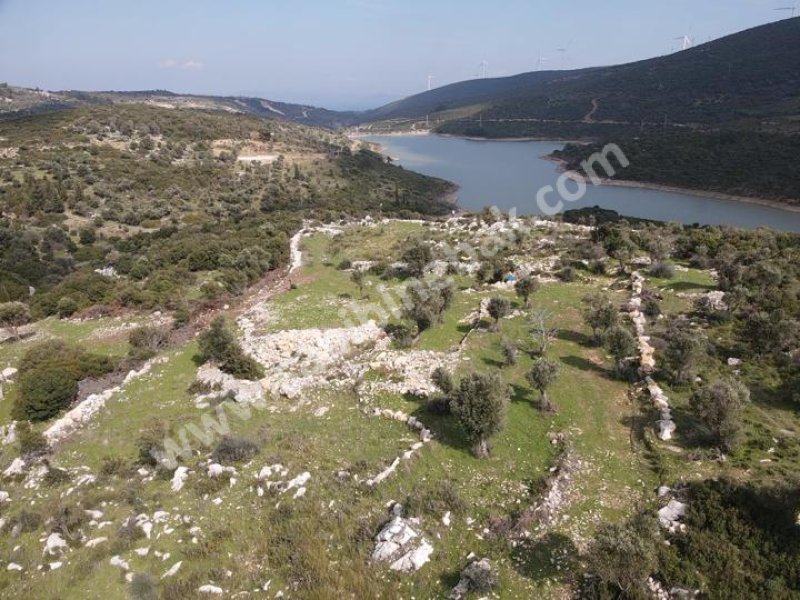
left=0, top=86, right=356, bottom=129
left=360, top=16, right=800, bottom=130
left=0, top=104, right=453, bottom=315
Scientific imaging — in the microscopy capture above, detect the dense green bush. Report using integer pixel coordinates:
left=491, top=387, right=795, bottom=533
left=212, top=436, right=259, bottom=464
left=658, top=480, right=800, bottom=598
left=197, top=317, right=264, bottom=380
left=128, top=325, right=170, bottom=360
left=12, top=341, right=115, bottom=422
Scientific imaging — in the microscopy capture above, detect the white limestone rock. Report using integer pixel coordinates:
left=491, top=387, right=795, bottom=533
left=43, top=532, right=68, bottom=556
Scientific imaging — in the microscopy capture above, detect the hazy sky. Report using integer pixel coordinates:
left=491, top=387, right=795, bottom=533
left=0, top=0, right=792, bottom=110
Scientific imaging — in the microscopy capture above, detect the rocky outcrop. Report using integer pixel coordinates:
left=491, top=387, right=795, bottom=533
left=194, top=364, right=264, bottom=406
left=372, top=504, right=433, bottom=572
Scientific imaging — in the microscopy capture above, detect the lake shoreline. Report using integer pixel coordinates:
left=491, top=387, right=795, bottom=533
left=544, top=154, right=800, bottom=216
left=357, top=132, right=800, bottom=227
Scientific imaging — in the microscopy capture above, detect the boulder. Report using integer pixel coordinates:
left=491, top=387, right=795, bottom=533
left=449, top=558, right=496, bottom=599
left=171, top=466, right=189, bottom=492
left=43, top=532, right=68, bottom=556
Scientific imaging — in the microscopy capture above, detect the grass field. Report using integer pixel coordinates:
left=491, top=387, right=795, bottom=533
left=0, top=219, right=794, bottom=599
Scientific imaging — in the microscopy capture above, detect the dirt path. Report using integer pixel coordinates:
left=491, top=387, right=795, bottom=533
left=583, top=98, right=600, bottom=123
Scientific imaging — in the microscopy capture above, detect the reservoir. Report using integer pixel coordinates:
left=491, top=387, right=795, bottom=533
left=365, top=134, right=800, bottom=233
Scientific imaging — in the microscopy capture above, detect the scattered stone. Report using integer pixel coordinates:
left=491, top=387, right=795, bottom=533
left=4, top=457, right=26, bottom=478
left=658, top=499, right=688, bottom=533
left=449, top=557, right=497, bottom=600
left=161, top=561, right=182, bottom=579
left=7, top=562, right=23, bottom=571
left=85, top=537, right=107, bottom=548
left=171, top=466, right=189, bottom=492
left=198, top=584, right=224, bottom=594
left=110, top=555, right=130, bottom=571
left=43, top=533, right=68, bottom=556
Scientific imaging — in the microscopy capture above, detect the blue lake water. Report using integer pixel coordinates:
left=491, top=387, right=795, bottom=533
left=365, top=134, right=800, bottom=232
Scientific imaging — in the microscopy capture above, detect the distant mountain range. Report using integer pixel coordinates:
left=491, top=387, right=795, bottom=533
left=0, top=86, right=356, bottom=129
left=3, top=17, right=799, bottom=135
left=358, top=16, right=800, bottom=134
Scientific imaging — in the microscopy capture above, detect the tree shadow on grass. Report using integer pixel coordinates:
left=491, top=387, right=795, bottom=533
left=661, top=281, right=712, bottom=292
left=556, top=328, right=593, bottom=347
left=481, top=356, right=505, bottom=369
left=670, top=404, right=710, bottom=448
left=511, top=532, right=578, bottom=583
left=404, top=393, right=473, bottom=455
left=560, top=355, right=610, bottom=378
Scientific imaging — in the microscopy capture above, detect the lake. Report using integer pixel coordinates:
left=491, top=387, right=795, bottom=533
left=364, top=134, right=800, bottom=232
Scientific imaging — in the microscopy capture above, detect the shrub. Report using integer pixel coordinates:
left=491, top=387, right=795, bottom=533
left=212, top=436, right=259, bottom=464
left=43, top=466, right=71, bottom=487
left=197, top=317, right=264, bottom=380
left=13, top=341, right=115, bottom=422
left=501, top=339, right=518, bottom=366
left=0, top=301, right=31, bottom=340
left=401, top=241, right=432, bottom=278
left=337, top=258, right=352, bottom=270
left=605, top=325, right=638, bottom=379
left=384, top=322, right=416, bottom=348
left=129, top=572, right=158, bottom=600
left=128, top=325, right=170, bottom=360
left=56, top=296, right=79, bottom=318
left=16, top=366, right=79, bottom=422
left=3, top=510, right=42, bottom=535
left=643, top=297, right=661, bottom=318
left=582, top=294, right=619, bottom=344
left=405, top=480, right=466, bottom=517
left=431, top=367, right=455, bottom=395
left=100, top=456, right=135, bottom=478
left=403, top=279, right=454, bottom=332
left=557, top=266, right=578, bottom=282
left=17, top=421, right=49, bottom=457
left=586, top=513, right=659, bottom=597
left=649, top=261, right=676, bottom=279
left=136, top=419, right=169, bottom=467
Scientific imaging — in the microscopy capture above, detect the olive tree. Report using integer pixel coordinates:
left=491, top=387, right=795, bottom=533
left=526, top=358, right=560, bottom=411
left=690, top=378, right=750, bottom=452
left=401, top=241, right=432, bottom=278
left=515, top=275, right=538, bottom=308
left=662, top=325, right=705, bottom=385
left=450, top=371, right=509, bottom=458
left=605, top=325, right=638, bottom=378
left=487, top=297, right=511, bottom=330
left=582, top=294, right=619, bottom=344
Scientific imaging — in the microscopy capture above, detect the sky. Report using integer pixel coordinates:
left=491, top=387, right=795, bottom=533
left=0, top=0, right=793, bottom=110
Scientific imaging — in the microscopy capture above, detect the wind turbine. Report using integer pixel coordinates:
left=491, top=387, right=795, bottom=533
left=427, top=75, right=435, bottom=91
left=537, top=52, right=549, bottom=71
left=478, top=60, right=489, bottom=79
left=556, top=48, right=567, bottom=69
left=775, top=4, right=797, bottom=17
left=674, top=34, right=694, bottom=51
